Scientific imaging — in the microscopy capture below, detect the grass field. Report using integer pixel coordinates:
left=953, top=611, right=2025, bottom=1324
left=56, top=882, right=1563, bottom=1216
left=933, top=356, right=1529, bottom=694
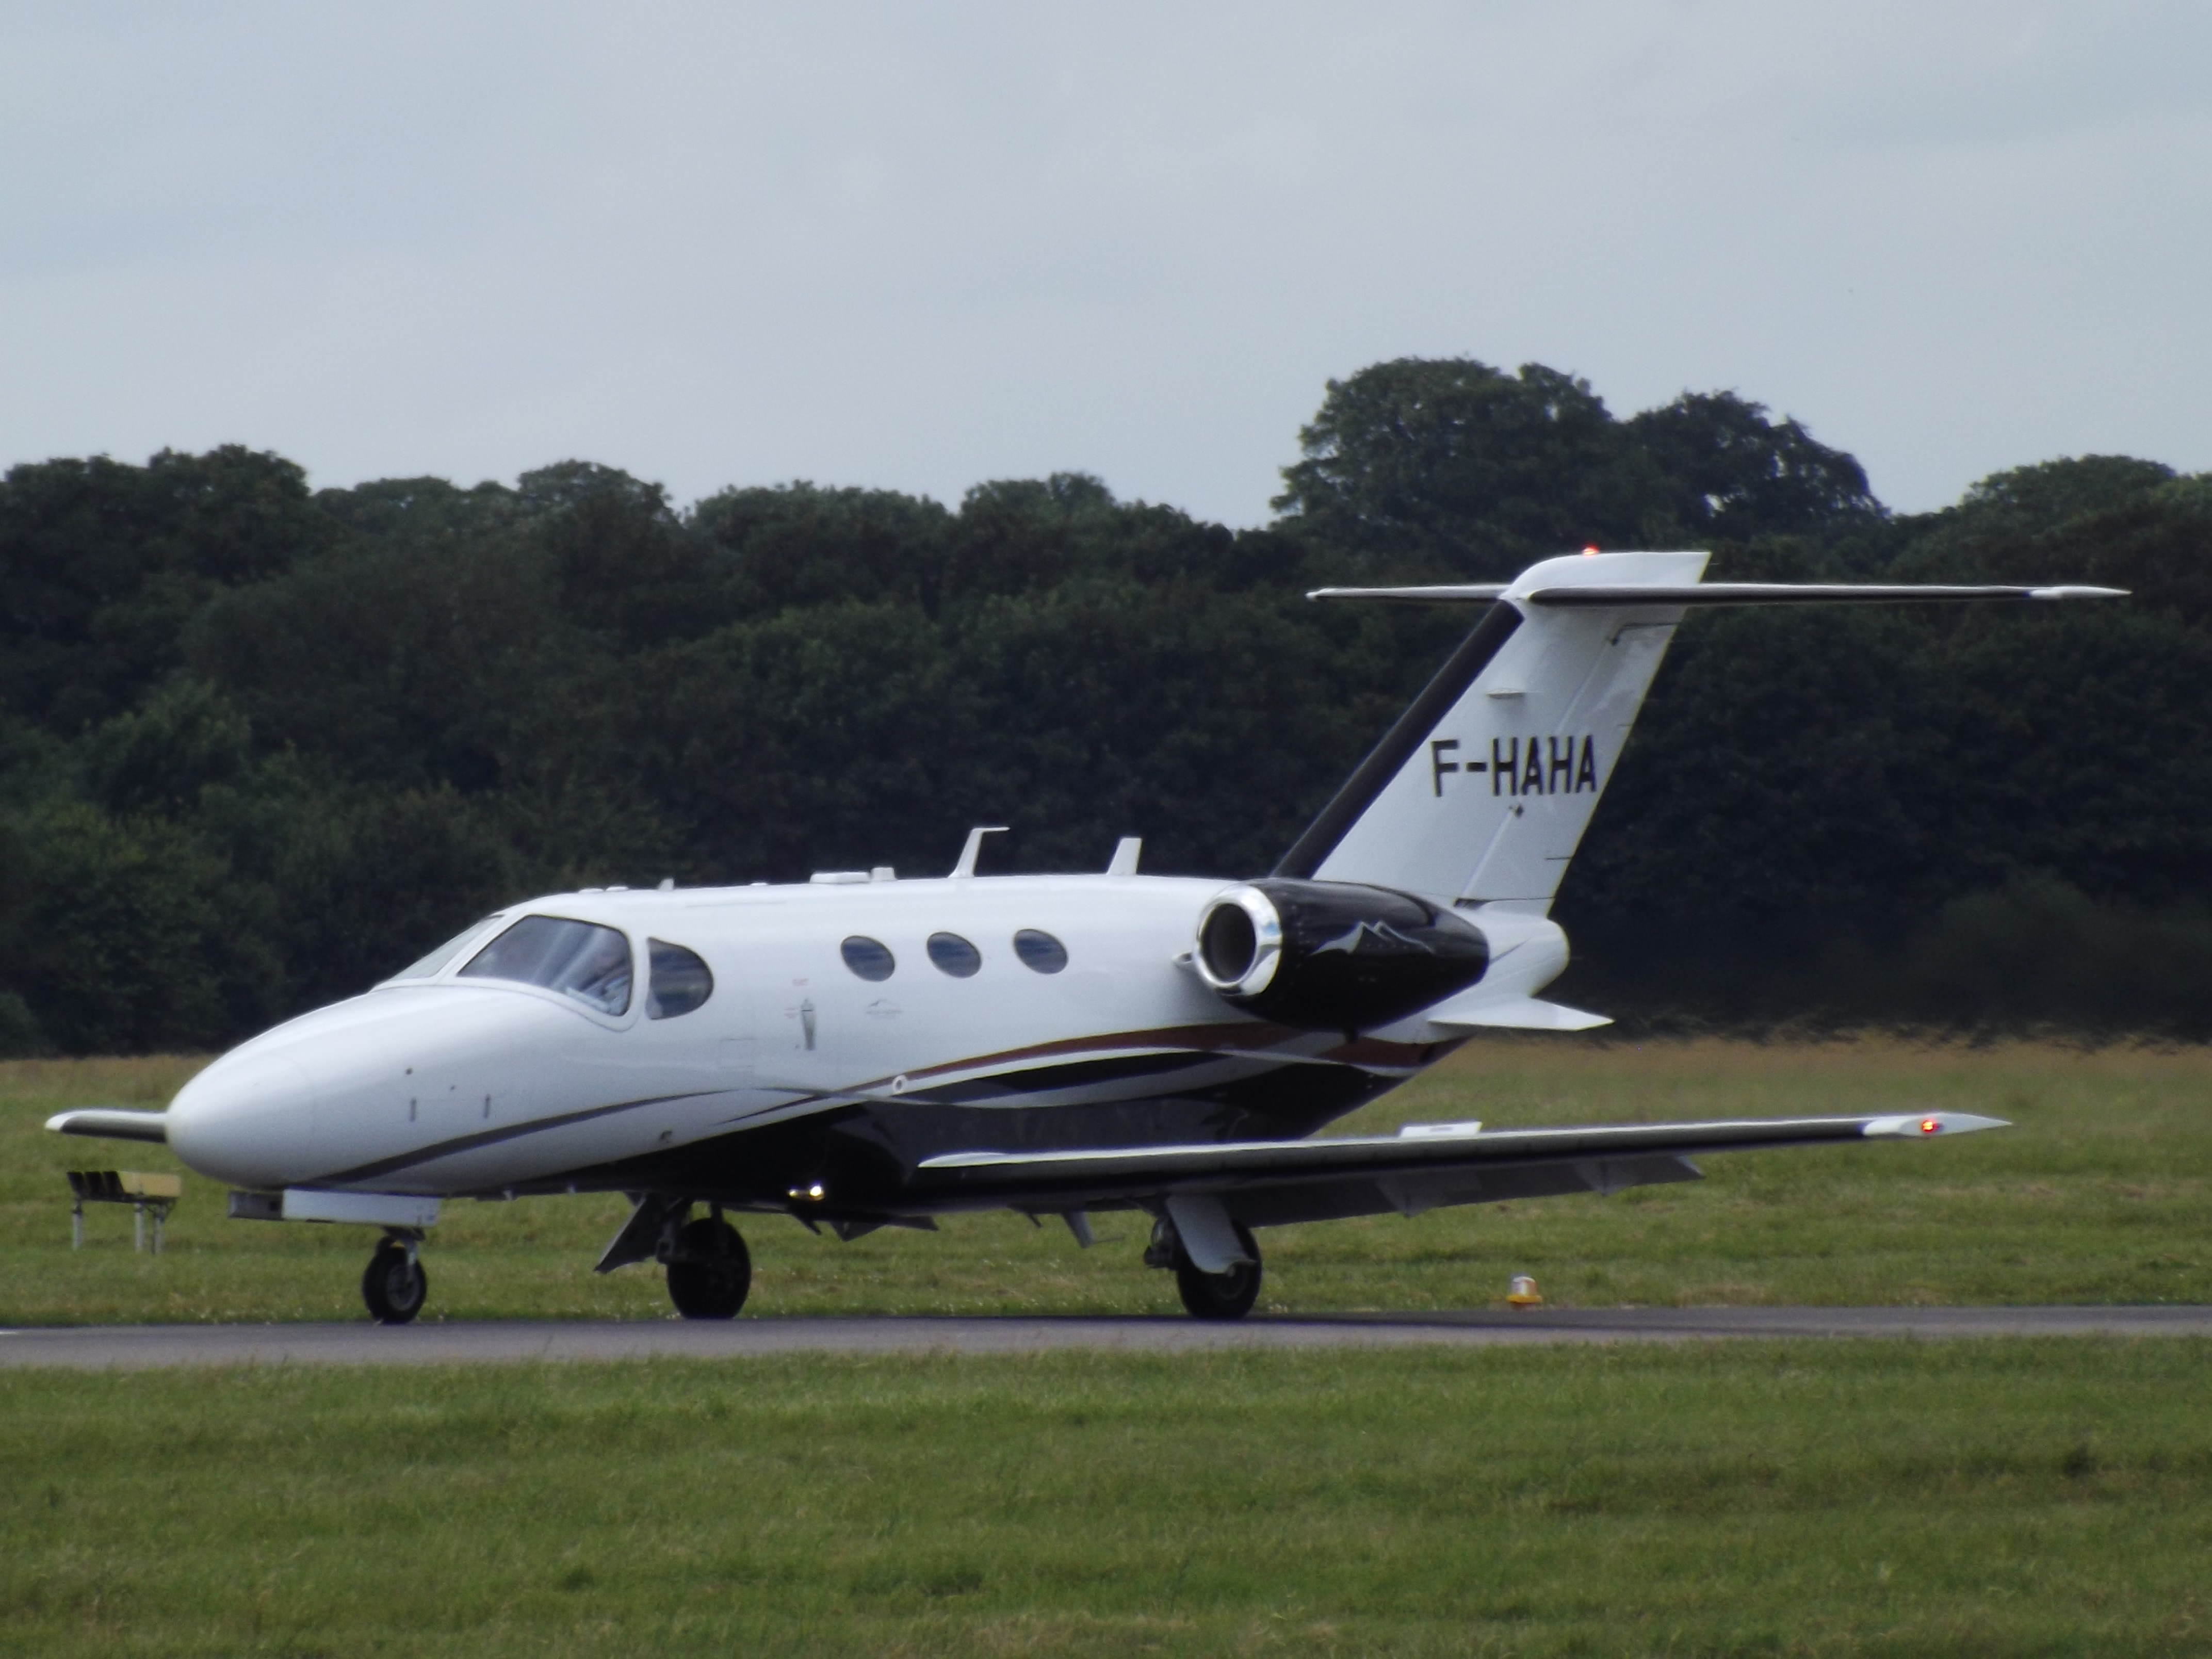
left=4, top=1036, right=2209, bottom=1324
left=4, top=1341, right=2209, bottom=1655
left=8, top=1042, right=2210, bottom=1654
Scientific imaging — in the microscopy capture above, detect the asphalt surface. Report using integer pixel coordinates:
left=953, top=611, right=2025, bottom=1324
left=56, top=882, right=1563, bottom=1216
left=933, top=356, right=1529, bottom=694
left=2, top=1306, right=2207, bottom=1369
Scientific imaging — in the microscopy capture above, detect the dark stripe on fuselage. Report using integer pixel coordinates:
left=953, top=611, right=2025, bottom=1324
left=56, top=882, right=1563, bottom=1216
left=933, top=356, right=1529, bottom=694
left=304, top=1090, right=720, bottom=1186
left=727, top=1018, right=1336, bottom=1119
left=1274, top=600, right=1524, bottom=879
left=900, top=1049, right=1224, bottom=1104
left=880, top=1018, right=1312, bottom=1086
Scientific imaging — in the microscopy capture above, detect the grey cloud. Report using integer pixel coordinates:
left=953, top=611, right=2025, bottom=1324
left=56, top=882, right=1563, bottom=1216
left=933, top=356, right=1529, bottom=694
left=2, top=1, right=2207, bottom=526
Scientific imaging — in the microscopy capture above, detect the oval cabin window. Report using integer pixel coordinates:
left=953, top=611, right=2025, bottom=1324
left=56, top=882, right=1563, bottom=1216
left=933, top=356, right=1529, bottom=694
left=647, top=939, right=714, bottom=1019
left=927, top=932, right=983, bottom=978
left=841, top=935, right=897, bottom=982
left=1013, top=929, right=1068, bottom=974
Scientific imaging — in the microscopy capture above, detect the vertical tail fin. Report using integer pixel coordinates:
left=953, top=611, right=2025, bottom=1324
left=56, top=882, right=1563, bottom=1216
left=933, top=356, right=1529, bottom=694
left=1277, top=551, right=1707, bottom=912
left=1280, top=554, right=2124, bottom=910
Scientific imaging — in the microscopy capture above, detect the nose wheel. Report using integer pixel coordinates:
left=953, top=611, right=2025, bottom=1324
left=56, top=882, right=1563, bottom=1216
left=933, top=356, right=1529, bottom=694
left=362, top=1237, right=428, bottom=1325
left=665, top=1214, right=752, bottom=1319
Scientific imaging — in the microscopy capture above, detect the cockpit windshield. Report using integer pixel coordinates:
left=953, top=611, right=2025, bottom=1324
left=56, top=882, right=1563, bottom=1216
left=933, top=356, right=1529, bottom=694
left=458, top=916, right=633, bottom=1015
left=387, top=916, right=502, bottom=983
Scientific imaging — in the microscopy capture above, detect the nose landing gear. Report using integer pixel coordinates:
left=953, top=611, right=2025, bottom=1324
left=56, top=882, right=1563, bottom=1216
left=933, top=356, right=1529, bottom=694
left=664, top=1210, right=752, bottom=1320
left=362, top=1233, right=428, bottom=1325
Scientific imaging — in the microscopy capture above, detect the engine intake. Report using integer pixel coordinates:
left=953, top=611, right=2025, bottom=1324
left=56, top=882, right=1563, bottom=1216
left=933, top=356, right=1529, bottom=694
left=1194, top=879, right=1489, bottom=1031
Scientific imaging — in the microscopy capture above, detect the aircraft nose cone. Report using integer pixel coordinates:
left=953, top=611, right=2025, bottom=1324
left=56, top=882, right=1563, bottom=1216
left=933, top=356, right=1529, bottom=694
left=167, top=1051, right=321, bottom=1189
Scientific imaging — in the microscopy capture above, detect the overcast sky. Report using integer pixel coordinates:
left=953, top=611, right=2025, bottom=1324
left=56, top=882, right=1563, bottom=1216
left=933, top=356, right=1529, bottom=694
left=5, top=3, right=2208, bottom=527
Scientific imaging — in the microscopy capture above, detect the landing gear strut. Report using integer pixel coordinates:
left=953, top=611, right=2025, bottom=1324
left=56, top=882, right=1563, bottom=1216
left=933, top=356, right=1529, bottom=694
left=363, top=1234, right=428, bottom=1325
left=665, top=1211, right=752, bottom=1320
left=1148, top=1216, right=1264, bottom=1321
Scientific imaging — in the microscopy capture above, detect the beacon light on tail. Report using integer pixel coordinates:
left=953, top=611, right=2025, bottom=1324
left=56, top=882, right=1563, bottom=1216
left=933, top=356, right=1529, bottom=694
left=49, top=550, right=2110, bottom=1324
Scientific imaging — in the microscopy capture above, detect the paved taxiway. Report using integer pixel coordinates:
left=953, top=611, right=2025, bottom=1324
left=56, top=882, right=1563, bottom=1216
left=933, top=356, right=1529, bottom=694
left=2, top=1306, right=2207, bottom=1369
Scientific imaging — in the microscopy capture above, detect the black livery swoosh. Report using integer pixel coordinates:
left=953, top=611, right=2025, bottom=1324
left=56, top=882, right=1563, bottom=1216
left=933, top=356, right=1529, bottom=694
left=304, top=1091, right=722, bottom=1186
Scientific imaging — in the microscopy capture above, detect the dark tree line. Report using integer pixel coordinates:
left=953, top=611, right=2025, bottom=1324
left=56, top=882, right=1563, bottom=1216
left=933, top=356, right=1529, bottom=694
left=3, top=360, right=2207, bottom=1054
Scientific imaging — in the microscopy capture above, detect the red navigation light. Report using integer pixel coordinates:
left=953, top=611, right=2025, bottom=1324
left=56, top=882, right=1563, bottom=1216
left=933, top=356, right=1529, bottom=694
left=1920, top=1118, right=1940, bottom=1134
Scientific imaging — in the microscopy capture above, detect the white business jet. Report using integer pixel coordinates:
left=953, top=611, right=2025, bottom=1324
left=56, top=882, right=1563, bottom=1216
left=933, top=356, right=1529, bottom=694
left=51, top=551, right=2122, bottom=1323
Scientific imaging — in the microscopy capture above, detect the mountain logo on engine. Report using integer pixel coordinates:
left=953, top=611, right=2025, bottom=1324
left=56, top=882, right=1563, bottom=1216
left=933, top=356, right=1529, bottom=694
left=1310, top=920, right=1438, bottom=958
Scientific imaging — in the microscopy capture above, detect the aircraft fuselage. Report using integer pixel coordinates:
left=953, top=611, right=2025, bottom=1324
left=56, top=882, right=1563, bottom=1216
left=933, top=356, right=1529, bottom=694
left=165, top=873, right=1436, bottom=1219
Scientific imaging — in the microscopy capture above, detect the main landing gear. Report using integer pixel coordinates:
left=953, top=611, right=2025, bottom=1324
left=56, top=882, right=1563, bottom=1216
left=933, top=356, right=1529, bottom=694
left=362, top=1233, right=428, bottom=1325
left=665, top=1211, right=752, bottom=1320
left=1147, top=1216, right=1264, bottom=1321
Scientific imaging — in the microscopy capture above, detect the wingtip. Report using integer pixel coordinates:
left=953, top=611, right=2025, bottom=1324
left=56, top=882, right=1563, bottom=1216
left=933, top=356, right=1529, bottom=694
left=45, top=1108, right=171, bottom=1144
left=1861, top=1111, right=2010, bottom=1139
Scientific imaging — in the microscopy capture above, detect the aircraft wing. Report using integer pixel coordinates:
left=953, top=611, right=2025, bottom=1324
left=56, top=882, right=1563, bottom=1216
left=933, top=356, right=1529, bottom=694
left=909, top=1111, right=2005, bottom=1228
left=45, top=1108, right=170, bottom=1144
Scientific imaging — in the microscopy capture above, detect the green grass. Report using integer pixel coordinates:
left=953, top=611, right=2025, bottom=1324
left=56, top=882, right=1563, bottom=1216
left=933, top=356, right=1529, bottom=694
left=4, top=1342, right=2209, bottom=1655
left=9, top=1047, right=2211, bottom=1653
left=6, top=1037, right=2210, bottom=1325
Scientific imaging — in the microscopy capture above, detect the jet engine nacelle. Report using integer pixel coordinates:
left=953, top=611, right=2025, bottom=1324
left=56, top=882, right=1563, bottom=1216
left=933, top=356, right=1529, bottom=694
left=1193, top=879, right=1489, bottom=1032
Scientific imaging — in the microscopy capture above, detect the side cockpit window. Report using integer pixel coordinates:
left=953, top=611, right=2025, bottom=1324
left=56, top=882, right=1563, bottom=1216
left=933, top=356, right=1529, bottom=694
left=460, top=916, right=633, bottom=1015
left=648, top=939, right=713, bottom=1019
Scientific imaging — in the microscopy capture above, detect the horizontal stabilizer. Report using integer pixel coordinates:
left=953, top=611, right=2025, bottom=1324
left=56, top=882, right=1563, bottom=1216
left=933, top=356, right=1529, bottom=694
left=1309, top=583, right=1510, bottom=604
left=1428, top=996, right=1612, bottom=1031
left=1309, top=581, right=2128, bottom=607
left=1522, top=582, right=2128, bottom=608
left=45, top=1109, right=169, bottom=1144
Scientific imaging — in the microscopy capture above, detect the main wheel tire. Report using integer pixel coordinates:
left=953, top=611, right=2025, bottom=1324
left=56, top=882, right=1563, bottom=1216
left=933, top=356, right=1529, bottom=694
left=666, top=1216, right=752, bottom=1320
left=1174, top=1223, right=1262, bottom=1321
left=362, top=1241, right=428, bottom=1325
